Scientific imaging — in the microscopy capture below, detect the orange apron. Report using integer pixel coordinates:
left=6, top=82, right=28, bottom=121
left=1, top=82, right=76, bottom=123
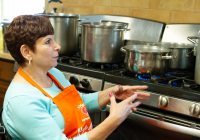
left=18, top=68, right=92, bottom=139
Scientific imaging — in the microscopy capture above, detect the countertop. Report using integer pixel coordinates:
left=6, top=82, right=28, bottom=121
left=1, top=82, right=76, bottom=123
left=0, top=50, right=14, bottom=61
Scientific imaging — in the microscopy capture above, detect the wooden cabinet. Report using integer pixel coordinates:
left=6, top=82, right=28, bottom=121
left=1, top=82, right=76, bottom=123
left=0, top=58, right=15, bottom=108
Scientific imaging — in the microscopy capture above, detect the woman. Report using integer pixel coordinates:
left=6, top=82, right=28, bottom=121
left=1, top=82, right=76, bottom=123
left=2, top=15, right=150, bottom=140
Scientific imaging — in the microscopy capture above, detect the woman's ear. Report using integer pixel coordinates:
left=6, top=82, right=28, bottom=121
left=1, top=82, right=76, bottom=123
left=20, top=45, right=32, bottom=61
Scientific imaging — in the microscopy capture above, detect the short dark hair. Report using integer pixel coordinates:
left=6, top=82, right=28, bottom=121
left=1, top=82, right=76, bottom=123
left=4, top=15, right=54, bottom=65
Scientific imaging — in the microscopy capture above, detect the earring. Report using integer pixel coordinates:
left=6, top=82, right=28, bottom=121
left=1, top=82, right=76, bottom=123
left=28, top=60, right=31, bottom=67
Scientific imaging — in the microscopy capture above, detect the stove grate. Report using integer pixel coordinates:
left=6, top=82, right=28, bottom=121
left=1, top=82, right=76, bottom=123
left=121, top=70, right=200, bottom=91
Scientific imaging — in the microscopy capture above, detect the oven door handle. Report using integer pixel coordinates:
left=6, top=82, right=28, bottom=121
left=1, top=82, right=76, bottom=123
left=106, top=105, right=200, bottom=138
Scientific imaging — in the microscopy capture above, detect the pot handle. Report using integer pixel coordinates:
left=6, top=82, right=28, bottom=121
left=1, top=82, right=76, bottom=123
left=187, top=36, right=200, bottom=56
left=161, top=54, right=173, bottom=60
left=187, top=36, right=200, bottom=44
left=120, top=47, right=126, bottom=53
left=114, top=29, right=131, bottom=31
left=43, top=0, right=64, bottom=13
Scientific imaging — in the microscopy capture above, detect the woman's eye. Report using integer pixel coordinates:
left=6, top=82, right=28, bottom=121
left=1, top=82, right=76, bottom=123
left=45, top=39, right=51, bottom=44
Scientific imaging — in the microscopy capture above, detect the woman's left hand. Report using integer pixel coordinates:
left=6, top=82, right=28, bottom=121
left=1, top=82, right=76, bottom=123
left=113, top=85, right=150, bottom=100
left=112, top=85, right=150, bottom=111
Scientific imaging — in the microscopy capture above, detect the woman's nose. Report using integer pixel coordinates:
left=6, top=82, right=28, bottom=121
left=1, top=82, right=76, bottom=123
left=54, top=41, right=61, bottom=51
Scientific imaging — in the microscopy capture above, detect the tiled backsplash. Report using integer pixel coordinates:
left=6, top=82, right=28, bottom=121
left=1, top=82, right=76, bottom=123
left=45, top=0, right=200, bottom=23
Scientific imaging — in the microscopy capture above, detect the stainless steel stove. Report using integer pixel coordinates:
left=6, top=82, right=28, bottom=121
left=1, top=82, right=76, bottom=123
left=56, top=57, right=200, bottom=139
left=55, top=19, right=200, bottom=139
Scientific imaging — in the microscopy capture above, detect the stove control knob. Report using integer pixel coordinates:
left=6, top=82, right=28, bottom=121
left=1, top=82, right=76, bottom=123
left=69, top=76, right=79, bottom=86
left=189, top=104, right=200, bottom=116
left=158, top=96, right=169, bottom=107
left=80, top=79, right=90, bottom=88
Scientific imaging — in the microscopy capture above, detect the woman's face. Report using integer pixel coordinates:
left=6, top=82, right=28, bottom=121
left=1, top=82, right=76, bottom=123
left=30, top=35, right=61, bottom=70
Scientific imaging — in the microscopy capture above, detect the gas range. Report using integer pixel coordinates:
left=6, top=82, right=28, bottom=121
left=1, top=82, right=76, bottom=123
left=55, top=21, right=200, bottom=139
left=56, top=56, right=200, bottom=138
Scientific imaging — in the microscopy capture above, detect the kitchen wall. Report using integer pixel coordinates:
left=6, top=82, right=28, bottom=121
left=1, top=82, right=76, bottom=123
left=46, top=0, right=200, bottom=23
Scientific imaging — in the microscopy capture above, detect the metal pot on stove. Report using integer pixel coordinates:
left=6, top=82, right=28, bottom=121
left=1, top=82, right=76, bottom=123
left=36, top=0, right=80, bottom=56
left=120, top=45, right=171, bottom=75
left=147, top=42, right=195, bottom=69
left=80, top=21, right=129, bottom=63
left=35, top=0, right=80, bottom=57
left=35, top=13, right=80, bottom=56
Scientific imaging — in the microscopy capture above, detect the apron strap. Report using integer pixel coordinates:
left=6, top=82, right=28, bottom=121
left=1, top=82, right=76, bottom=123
left=18, top=68, right=54, bottom=99
left=47, top=72, right=65, bottom=90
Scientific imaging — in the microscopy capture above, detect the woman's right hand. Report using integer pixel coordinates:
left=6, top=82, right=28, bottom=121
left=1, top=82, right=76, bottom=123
left=108, top=93, right=141, bottom=124
left=87, top=93, right=141, bottom=140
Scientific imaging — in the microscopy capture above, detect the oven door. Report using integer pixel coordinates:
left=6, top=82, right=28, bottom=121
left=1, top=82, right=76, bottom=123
left=106, top=105, right=200, bottom=140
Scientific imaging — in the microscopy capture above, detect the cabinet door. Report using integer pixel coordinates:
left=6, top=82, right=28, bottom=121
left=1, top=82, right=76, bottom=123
left=0, top=59, right=15, bottom=107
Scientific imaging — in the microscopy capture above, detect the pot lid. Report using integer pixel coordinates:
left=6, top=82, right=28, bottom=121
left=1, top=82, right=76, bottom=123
left=123, top=45, right=170, bottom=53
left=125, top=40, right=153, bottom=45
left=0, top=19, right=11, bottom=25
left=35, top=13, right=79, bottom=18
left=147, top=42, right=194, bottom=49
left=81, top=22, right=128, bottom=29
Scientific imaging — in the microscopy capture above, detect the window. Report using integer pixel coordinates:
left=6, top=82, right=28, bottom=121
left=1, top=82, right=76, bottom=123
left=1, top=0, right=45, bottom=20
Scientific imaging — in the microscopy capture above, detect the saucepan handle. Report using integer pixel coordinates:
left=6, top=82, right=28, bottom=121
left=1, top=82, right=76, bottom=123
left=187, top=36, right=200, bottom=56
left=161, top=54, right=173, bottom=60
left=120, top=47, right=126, bottom=53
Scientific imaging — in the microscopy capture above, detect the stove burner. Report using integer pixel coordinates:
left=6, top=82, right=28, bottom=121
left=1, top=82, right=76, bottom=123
left=137, top=74, right=151, bottom=81
left=58, top=56, right=124, bottom=71
left=166, top=69, right=194, bottom=78
left=85, top=62, right=123, bottom=71
left=121, top=70, right=197, bottom=88
left=169, top=79, right=182, bottom=87
left=137, top=74, right=162, bottom=82
left=58, top=56, right=83, bottom=66
left=152, top=75, right=161, bottom=78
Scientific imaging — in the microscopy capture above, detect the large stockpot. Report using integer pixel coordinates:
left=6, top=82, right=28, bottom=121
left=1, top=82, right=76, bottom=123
left=188, top=35, right=200, bottom=85
left=147, top=42, right=195, bottom=69
left=35, top=13, right=79, bottom=56
left=120, top=45, right=171, bottom=75
left=80, top=22, right=129, bottom=63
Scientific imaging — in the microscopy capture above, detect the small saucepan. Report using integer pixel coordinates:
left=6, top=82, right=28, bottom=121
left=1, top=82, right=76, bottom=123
left=120, top=45, right=171, bottom=75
